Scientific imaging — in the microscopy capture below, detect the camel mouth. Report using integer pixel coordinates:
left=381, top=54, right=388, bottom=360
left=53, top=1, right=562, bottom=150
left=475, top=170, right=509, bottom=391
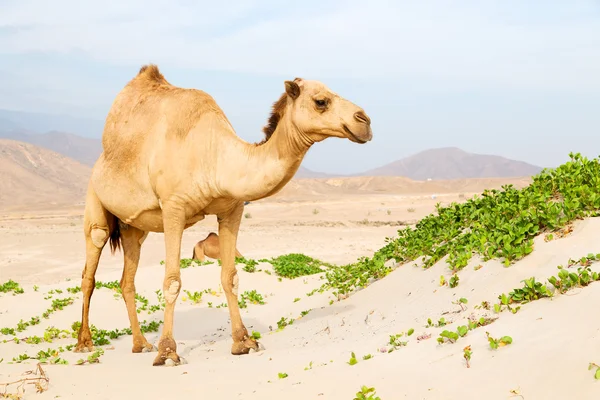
left=343, top=125, right=370, bottom=144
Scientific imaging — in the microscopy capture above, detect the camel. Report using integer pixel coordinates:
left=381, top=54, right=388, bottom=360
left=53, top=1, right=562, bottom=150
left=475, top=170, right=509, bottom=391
left=74, top=64, right=372, bottom=366
left=191, top=232, right=242, bottom=261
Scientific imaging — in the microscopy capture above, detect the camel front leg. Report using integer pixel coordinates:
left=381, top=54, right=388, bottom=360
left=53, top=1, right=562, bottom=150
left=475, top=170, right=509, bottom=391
left=218, top=204, right=260, bottom=355
left=153, top=205, right=186, bottom=366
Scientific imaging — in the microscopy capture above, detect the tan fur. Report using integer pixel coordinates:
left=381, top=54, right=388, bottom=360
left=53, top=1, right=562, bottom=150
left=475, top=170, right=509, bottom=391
left=74, top=64, right=372, bottom=366
left=192, top=232, right=242, bottom=261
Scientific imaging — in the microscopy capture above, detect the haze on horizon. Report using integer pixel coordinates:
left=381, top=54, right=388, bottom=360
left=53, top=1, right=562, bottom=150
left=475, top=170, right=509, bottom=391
left=1, top=0, right=599, bottom=175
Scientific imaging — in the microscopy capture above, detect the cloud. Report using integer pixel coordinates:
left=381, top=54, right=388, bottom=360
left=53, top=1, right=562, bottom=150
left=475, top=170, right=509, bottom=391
left=1, top=0, right=600, bottom=90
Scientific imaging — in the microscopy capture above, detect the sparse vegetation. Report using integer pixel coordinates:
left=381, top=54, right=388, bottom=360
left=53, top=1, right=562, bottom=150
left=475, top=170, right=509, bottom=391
left=3, top=151, right=600, bottom=397
left=486, top=332, right=513, bottom=350
left=263, top=253, right=332, bottom=279
left=0, top=280, right=24, bottom=295
left=588, top=363, right=600, bottom=380
left=463, top=345, right=472, bottom=368
left=316, top=153, right=600, bottom=300
left=353, top=386, right=381, bottom=400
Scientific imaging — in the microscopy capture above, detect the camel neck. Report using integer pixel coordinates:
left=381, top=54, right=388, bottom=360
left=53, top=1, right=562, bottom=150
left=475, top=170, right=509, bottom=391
left=218, top=117, right=313, bottom=201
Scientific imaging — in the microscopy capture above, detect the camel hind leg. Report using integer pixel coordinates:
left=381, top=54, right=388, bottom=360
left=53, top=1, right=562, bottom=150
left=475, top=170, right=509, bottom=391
left=192, top=242, right=205, bottom=261
left=75, top=182, right=119, bottom=353
left=118, top=223, right=155, bottom=353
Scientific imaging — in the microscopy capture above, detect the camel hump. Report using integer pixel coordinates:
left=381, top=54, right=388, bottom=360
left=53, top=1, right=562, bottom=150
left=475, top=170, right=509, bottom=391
left=137, top=64, right=167, bottom=83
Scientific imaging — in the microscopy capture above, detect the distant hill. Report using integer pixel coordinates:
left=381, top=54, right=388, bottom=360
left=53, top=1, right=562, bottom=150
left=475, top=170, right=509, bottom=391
left=0, top=139, right=536, bottom=211
left=0, top=139, right=91, bottom=210
left=0, top=108, right=104, bottom=139
left=0, top=129, right=102, bottom=166
left=0, top=129, right=335, bottom=177
left=294, top=166, right=337, bottom=179
left=363, top=147, right=543, bottom=180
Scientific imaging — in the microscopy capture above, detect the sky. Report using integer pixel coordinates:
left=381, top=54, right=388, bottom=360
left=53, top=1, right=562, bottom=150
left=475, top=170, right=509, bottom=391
left=1, top=0, right=600, bottom=174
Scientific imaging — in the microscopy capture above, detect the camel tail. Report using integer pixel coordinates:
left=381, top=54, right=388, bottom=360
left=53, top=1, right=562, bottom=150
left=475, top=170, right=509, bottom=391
left=109, top=216, right=122, bottom=254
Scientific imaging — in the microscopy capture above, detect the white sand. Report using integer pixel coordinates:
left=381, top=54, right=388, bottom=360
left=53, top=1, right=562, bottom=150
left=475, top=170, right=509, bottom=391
left=1, top=193, right=600, bottom=399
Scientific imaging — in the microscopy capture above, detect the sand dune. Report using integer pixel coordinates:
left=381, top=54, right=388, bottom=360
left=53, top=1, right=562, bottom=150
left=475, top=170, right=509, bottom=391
left=1, top=187, right=600, bottom=399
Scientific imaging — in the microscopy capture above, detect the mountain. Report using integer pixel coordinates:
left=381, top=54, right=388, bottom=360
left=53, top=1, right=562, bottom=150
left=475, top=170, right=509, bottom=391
left=0, top=108, right=104, bottom=138
left=0, top=139, right=91, bottom=210
left=294, top=166, right=338, bottom=179
left=363, top=147, right=543, bottom=180
left=0, top=129, right=102, bottom=166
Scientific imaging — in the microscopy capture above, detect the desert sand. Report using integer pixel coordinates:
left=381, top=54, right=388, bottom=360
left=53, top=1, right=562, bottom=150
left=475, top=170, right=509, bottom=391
left=1, top=183, right=600, bottom=399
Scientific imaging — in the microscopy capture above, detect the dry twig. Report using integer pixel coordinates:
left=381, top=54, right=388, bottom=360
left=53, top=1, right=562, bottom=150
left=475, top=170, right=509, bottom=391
left=0, top=363, right=49, bottom=399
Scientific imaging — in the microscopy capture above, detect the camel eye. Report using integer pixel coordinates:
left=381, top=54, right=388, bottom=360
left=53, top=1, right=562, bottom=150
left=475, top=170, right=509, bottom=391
left=314, top=99, right=327, bottom=108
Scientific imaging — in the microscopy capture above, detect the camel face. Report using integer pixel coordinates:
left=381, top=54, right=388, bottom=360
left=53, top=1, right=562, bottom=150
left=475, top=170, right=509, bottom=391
left=284, top=78, right=373, bottom=144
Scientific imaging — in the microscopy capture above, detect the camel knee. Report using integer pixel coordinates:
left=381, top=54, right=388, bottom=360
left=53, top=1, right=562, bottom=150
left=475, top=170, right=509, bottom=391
left=90, top=227, right=109, bottom=249
left=221, top=272, right=239, bottom=297
left=164, top=278, right=181, bottom=304
left=232, top=274, right=239, bottom=297
left=119, top=277, right=135, bottom=296
left=81, top=276, right=95, bottom=294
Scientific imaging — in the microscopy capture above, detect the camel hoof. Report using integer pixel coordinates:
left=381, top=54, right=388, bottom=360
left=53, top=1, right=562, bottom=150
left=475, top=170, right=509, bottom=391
left=74, top=344, right=95, bottom=353
left=231, top=337, right=260, bottom=355
left=153, top=351, right=182, bottom=366
left=165, top=356, right=187, bottom=367
left=142, top=344, right=158, bottom=353
left=133, top=343, right=157, bottom=353
left=152, top=338, right=181, bottom=366
left=249, top=341, right=266, bottom=353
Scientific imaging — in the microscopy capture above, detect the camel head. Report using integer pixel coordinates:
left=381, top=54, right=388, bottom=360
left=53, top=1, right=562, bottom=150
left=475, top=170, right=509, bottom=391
left=279, top=78, right=373, bottom=144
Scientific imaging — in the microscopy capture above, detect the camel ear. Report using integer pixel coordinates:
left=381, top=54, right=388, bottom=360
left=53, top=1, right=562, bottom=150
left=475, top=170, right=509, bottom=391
left=284, top=80, right=301, bottom=100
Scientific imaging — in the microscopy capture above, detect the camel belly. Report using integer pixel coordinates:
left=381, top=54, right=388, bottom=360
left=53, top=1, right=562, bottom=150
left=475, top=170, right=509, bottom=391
left=114, top=209, right=206, bottom=233
left=121, top=209, right=165, bottom=232
left=90, top=156, right=207, bottom=233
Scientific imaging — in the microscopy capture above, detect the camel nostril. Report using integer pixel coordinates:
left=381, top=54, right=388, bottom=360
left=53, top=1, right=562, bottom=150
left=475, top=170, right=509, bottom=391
left=354, top=111, right=371, bottom=125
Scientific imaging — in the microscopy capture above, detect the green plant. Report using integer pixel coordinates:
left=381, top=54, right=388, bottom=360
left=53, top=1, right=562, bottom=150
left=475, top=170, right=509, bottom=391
left=276, top=317, right=294, bottom=330
left=0, top=279, right=24, bottom=295
left=467, top=316, right=495, bottom=331
left=486, top=332, right=513, bottom=349
left=237, top=257, right=258, bottom=273
left=183, top=290, right=203, bottom=304
left=387, top=328, right=414, bottom=351
left=353, top=386, right=381, bottom=400
left=449, top=274, right=459, bottom=288
left=76, top=348, right=104, bottom=365
left=238, top=290, right=266, bottom=309
left=507, top=277, right=551, bottom=303
left=588, top=362, right=600, bottom=380
left=266, top=253, right=332, bottom=279
left=547, top=254, right=600, bottom=293
left=453, top=297, right=468, bottom=311
left=348, top=351, right=358, bottom=365
left=278, top=372, right=288, bottom=379
left=463, top=345, right=472, bottom=368
left=437, top=325, right=468, bottom=344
